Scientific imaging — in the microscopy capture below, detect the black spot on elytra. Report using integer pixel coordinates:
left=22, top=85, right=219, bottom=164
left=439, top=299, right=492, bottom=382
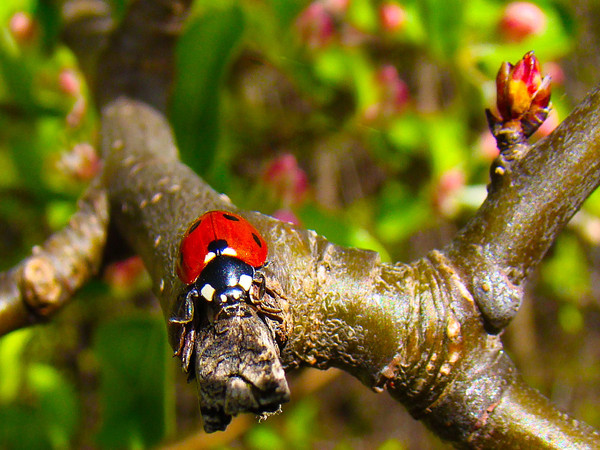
left=208, top=239, right=229, bottom=254
left=252, top=233, right=262, bottom=247
left=223, top=213, right=240, bottom=221
left=189, top=219, right=201, bottom=233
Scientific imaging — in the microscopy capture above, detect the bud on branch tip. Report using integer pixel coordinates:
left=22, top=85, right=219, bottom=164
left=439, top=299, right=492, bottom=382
left=490, top=51, right=552, bottom=139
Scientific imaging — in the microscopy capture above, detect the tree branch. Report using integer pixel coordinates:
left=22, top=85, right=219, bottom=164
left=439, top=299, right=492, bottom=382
left=100, top=96, right=600, bottom=446
left=446, top=86, right=600, bottom=330
left=4, top=0, right=599, bottom=446
left=0, top=182, right=108, bottom=335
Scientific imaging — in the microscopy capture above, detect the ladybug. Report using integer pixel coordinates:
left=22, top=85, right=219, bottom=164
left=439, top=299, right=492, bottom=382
left=176, top=210, right=268, bottom=304
left=170, top=210, right=270, bottom=371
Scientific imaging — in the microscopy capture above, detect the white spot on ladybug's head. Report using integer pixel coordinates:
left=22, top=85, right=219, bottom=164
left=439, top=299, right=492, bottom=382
left=227, top=276, right=239, bottom=287
left=239, top=274, right=253, bottom=291
left=201, top=284, right=215, bottom=301
left=232, top=290, right=241, bottom=300
left=220, top=294, right=228, bottom=303
left=222, top=247, right=237, bottom=257
left=204, top=252, right=216, bottom=264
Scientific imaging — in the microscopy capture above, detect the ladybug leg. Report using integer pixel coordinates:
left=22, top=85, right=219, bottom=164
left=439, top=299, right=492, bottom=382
left=180, top=326, right=196, bottom=374
left=173, top=326, right=186, bottom=358
left=250, top=273, right=284, bottom=322
left=254, top=272, right=266, bottom=299
left=169, top=288, right=198, bottom=362
left=170, top=288, right=198, bottom=324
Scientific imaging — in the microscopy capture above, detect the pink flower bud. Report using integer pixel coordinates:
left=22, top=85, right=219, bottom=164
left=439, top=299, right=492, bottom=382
left=104, top=256, right=146, bottom=290
left=500, top=2, right=546, bottom=42
left=58, top=69, right=81, bottom=97
left=379, top=2, right=406, bottom=32
left=273, top=209, right=302, bottom=226
left=378, top=65, right=410, bottom=106
left=296, top=2, right=336, bottom=49
left=495, top=51, right=550, bottom=122
left=365, top=65, right=410, bottom=121
left=433, top=168, right=465, bottom=217
left=324, top=0, right=349, bottom=14
left=263, top=154, right=310, bottom=206
left=9, top=12, right=37, bottom=44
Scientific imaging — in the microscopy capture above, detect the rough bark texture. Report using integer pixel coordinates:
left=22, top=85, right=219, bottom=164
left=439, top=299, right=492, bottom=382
left=99, top=96, right=600, bottom=446
left=1, top=0, right=600, bottom=447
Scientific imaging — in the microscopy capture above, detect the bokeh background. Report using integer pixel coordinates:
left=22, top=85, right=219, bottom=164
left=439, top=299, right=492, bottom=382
left=1, top=0, right=599, bottom=448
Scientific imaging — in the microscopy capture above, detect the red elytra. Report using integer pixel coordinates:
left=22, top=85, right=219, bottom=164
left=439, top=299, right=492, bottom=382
left=176, top=210, right=268, bottom=285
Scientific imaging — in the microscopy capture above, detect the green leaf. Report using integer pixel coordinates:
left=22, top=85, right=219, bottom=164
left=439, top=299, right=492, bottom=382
left=298, top=204, right=388, bottom=259
left=0, top=405, right=48, bottom=450
left=266, top=0, right=305, bottom=28
left=0, top=357, right=80, bottom=449
left=376, top=181, right=432, bottom=244
left=28, top=364, right=80, bottom=449
left=347, top=0, right=378, bottom=33
left=378, top=438, right=407, bottom=450
left=417, top=0, right=464, bottom=61
left=7, top=117, right=65, bottom=199
left=0, top=329, right=32, bottom=403
left=284, top=397, right=320, bottom=448
left=34, top=0, right=62, bottom=52
left=171, top=5, right=245, bottom=175
left=423, top=113, right=467, bottom=176
left=246, top=425, right=286, bottom=450
left=541, top=234, right=591, bottom=304
left=95, top=316, right=170, bottom=448
left=558, top=303, right=584, bottom=334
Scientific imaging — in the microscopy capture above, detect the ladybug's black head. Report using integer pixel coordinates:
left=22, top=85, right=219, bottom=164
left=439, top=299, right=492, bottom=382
left=195, top=255, right=255, bottom=305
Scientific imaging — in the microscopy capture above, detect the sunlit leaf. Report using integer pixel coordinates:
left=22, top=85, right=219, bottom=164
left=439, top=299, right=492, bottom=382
left=28, top=364, right=80, bottom=448
left=0, top=328, right=32, bottom=403
left=417, top=0, right=465, bottom=61
left=171, top=5, right=245, bottom=175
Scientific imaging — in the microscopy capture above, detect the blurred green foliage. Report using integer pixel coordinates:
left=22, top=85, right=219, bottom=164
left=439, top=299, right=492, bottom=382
left=1, top=0, right=599, bottom=448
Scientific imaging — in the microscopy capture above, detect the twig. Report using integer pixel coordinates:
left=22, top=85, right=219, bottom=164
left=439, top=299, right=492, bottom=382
left=0, top=182, right=108, bottom=335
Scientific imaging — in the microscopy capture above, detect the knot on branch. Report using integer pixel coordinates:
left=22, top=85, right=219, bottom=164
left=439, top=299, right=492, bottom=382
left=16, top=185, right=108, bottom=319
left=377, top=252, right=517, bottom=442
left=21, top=255, right=63, bottom=316
left=445, top=242, right=523, bottom=332
left=377, top=254, right=469, bottom=414
left=471, top=262, right=522, bottom=332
